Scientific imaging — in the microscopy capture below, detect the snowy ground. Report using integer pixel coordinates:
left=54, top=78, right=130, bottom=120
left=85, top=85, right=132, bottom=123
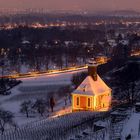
left=122, top=112, right=140, bottom=140
left=0, top=102, right=140, bottom=140
left=0, top=111, right=107, bottom=140
left=0, top=69, right=86, bottom=126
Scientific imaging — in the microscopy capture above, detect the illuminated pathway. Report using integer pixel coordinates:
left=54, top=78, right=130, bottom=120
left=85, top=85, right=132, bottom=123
left=131, top=51, right=140, bottom=57
left=18, top=66, right=87, bottom=84
left=1, top=65, right=87, bottom=79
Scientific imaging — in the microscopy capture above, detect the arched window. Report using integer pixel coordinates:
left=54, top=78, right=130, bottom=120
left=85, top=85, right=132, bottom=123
left=88, top=98, right=90, bottom=107
left=77, top=97, right=80, bottom=106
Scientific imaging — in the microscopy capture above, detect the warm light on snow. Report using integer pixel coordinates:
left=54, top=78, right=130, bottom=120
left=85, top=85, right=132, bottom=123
left=72, top=74, right=111, bottom=112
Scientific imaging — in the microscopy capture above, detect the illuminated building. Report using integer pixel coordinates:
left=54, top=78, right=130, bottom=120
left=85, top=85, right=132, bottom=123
left=72, top=60, right=111, bottom=111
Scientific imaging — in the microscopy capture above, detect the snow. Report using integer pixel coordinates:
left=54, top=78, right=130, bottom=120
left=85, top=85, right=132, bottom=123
left=119, top=39, right=129, bottom=45
left=72, top=75, right=111, bottom=96
left=20, top=68, right=86, bottom=83
left=122, top=113, right=140, bottom=140
left=0, top=69, right=86, bottom=126
left=0, top=111, right=107, bottom=140
left=20, top=64, right=29, bottom=73
left=1, top=80, right=139, bottom=140
left=22, top=40, right=30, bottom=44
left=135, top=102, right=140, bottom=106
left=1, top=61, right=140, bottom=139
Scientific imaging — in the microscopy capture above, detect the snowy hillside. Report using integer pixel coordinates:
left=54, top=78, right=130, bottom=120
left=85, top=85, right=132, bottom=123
left=0, top=69, right=86, bottom=126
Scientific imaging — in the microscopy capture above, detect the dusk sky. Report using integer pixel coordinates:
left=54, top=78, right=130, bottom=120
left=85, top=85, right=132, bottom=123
left=0, top=0, right=140, bottom=11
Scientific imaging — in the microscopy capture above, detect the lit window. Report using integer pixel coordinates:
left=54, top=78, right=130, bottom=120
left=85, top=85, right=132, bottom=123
left=88, top=98, right=90, bottom=107
left=77, top=97, right=79, bottom=106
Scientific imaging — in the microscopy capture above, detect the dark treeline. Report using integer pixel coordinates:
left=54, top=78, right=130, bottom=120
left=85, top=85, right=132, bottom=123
left=0, top=26, right=139, bottom=73
left=0, top=27, right=106, bottom=72
left=4, top=41, right=104, bottom=72
left=0, top=27, right=105, bottom=48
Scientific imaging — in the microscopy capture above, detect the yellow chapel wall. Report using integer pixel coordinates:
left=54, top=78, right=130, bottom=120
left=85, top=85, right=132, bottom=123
left=72, top=94, right=94, bottom=111
left=94, top=91, right=111, bottom=111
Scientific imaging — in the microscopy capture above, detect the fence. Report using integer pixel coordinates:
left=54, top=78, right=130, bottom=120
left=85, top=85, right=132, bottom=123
left=0, top=111, right=107, bottom=140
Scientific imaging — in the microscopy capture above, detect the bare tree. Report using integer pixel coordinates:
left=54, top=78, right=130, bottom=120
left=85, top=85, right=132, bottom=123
left=112, top=62, right=140, bottom=104
left=58, top=85, right=73, bottom=104
left=0, top=109, right=15, bottom=135
left=71, top=72, right=87, bottom=89
left=20, top=100, right=32, bottom=118
left=33, top=99, right=46, bottom=116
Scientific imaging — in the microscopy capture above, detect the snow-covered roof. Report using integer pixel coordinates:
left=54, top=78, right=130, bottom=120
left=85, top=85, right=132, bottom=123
left=135, top=102, right=140, bottom=106
left=107, top=39, right=117, bottom=47
left=72, top=75, right=111, bottom=96
left=22, top=40, right=30, bottom=44
left=119, top=40, right=129, bottom=45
